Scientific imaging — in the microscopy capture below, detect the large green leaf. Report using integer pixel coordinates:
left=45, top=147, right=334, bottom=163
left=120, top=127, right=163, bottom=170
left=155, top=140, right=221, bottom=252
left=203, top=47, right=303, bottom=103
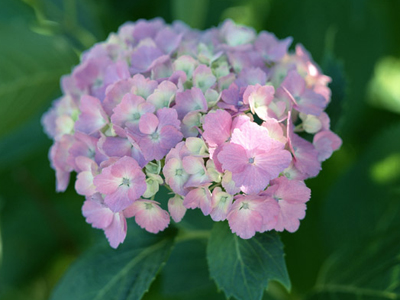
left=0, top=112, right=50, bottom=172
left=207, top=221, right=291, bottom=300
left=0, top=0, right=35, bottom=24
left=0, top=221, right=2, bottom=268
left=307, top=123, right=400, bottom=299
left=0, top=24, right=77, bottom=138
left=322, top=123, right=400, bottom=249
left=50, top=222, right=177, bottom=300
left=0, top=149, right=91, bottom=290
left=308, top=224, right=400, bottom=300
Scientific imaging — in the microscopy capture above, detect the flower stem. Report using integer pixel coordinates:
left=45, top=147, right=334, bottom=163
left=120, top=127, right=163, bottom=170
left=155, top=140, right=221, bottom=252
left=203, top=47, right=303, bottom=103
left=175, top=228, right=211, bottom=243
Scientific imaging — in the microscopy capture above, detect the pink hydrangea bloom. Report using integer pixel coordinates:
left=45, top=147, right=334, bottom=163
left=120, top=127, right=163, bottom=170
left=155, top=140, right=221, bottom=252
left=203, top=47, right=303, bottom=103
left=111, top=93, right=155, bottom=130
left=262, top=176, right=311, bottom=232
left=227, top=195, right=279, bottom=239
left=168, top=194, right=187, bottom=222
left=254, top=31, right=292, bottom=62
left=129, top=108, right=183, bottom=161
left=242, top=84, right=275, bottom=120
left=82, top=193, right=128, bottom=248
left=313, top=130, right=342, bottom=161
left=218, top=119, right=292, bottom=194
left=210, top=187, right=233, bottom=221
left=183, top=185, right=213, bottom=216
left=93, top=156, right=147, bottom=212
left=278, top=69, right=327, bottom=116
left=74, top=95, right=109, bottom=136
left=163, top=157, right=190, bottom=196
left=42, top=18, right=341, bottom=247
left=125, top=200, right=170, bottom=233
left=75, top=156, right=98, bottom=196
left=49, top=134, right=74, bottom=192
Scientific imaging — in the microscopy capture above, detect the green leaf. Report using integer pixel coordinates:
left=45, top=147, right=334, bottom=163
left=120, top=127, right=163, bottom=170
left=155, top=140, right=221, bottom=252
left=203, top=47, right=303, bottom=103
left=0, top=24, right=78, bottom=138
left=309, top=123, right=400, bottom=299
left=0, top=112, right=50, bottom=172
left=0, top=221, right=2, bottom=268
left=50, top=222, right=177, bottom=300
left=26, top=0, right=102, bottom=48
left=308, top=225, right=400, bottom=300
left=322, top=123, right=400, bottom=249
left=207, top=222, right=291, bottom=300
left=0, top=0, right=35, bottom=24
left=0, top=150, right=91, bottom=289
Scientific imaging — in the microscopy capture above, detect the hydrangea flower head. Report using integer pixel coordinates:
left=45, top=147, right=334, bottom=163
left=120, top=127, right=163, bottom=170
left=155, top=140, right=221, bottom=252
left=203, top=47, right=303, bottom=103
left=42, top=18, right=341, bottom=247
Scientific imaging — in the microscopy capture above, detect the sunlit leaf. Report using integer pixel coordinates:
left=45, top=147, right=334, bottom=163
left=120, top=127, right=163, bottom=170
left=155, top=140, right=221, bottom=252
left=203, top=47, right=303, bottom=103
left=368, top=57, right=400, bottom=115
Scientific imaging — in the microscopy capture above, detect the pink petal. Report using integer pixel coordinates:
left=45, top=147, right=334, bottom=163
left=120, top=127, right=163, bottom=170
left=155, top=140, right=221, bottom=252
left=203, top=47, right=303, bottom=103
left=210, top=187, right=233, bottom=221
left=159, top=125, right=184, bottom=150
left=202, top=110, right=232, bottom=148
left=168, top=195, right=187, bottom=222
left=75, top=95, right=108, bottom=135
left=104, top=185, right=132, bottom=212
left=296, top=89, right=326, bottom=116
left=103, top=78, right=136, bottom=115
left=131, top=200, right=170, bottom=233
left=313, top=130, right=342, bottom=161
left=235, top=68, right=267, bottom=87
left=259, top=198, right=280, bottom=232
left=76, top=171, right=96, bottom=196
left=163, top=157, right=189, bottom=196
left=262, top=176, right=310, bottom=232
left=281, top=69, right=305, bottom=97
left=111, top=93, right=155, bottom=128
left=174, top=87, right=207, bottom=119
left=93, top=165, right=120, bottom=195
left=192, top=65, right=216, bottom=92
left=155, top=27, right=182, bottom=54
left=104, top=212, right=127, bottom=248
left=227, top=198, right=263, bottom=239
left=130, top=45, right=169, bottom=73
left=131, top=74, right=158, bottom=99
left=82, top=195, right=114, bottom=229
left=147, top=81, right=178, bottom=109
left=254, top=32, right=292, bottom=62
left=183, top=186, right=212, bottom=216
left=98, top=135, right=132, bottom=158
left=292, top=134, right=321, bottom=177
left=157, top=107, right=181, bottom=129
left=139, top=113, right=159, bottom=134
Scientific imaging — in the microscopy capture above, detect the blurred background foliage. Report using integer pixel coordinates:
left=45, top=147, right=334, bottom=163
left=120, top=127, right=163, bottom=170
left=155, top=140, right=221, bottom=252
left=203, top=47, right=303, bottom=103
left=0, top=0, right=400, bottom=299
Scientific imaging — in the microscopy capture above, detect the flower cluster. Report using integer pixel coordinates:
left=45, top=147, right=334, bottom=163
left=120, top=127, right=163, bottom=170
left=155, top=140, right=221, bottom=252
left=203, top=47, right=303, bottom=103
left=42, top=18, right=341, bottom=248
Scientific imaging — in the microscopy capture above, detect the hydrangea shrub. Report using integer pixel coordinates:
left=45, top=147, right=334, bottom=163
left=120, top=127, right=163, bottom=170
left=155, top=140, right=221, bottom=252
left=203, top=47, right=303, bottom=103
left=42, top=18, right=341, bottom=249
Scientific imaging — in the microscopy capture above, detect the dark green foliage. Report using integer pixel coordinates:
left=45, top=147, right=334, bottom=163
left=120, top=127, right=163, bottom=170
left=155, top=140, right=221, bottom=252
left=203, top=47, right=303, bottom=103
left=207, top=222, right=290, bottom=300
left=51, top=222, right=177, bottom=300
left=0, top=25, right=78, bottom=138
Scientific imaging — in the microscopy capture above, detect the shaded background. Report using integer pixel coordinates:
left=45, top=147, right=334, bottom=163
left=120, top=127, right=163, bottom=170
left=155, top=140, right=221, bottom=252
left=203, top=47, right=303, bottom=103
left=0, top=0, right=400, bottom=299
